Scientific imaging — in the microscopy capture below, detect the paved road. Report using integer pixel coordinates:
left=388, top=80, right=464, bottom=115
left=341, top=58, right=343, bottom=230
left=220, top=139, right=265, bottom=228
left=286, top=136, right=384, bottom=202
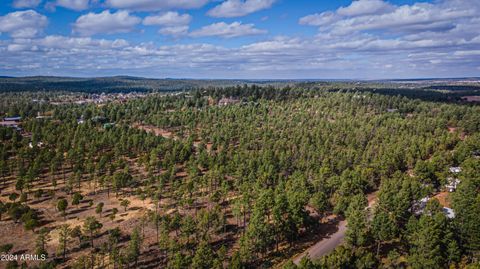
left=292, top=192, right=377, bottom=264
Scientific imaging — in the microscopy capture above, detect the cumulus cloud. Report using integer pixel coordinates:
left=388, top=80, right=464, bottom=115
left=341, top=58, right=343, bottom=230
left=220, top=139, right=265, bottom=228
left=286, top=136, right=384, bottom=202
left=143, top=12, right=191, bottom=36
left=105, top=0, right=209, bottom=11
left=1, top=0, right=480, bottom=79
left=143, top=12, right=192, bottom=26
left=208, top=0, right=276, bottom=18
left=190, top=22, right=266, bottom=38
left=337, top=0, right=394, bottom=17
left=300, top=0, right=477, bottom=35
left=158, top=26, right=189, bottom=36
left=299, top=11, right=338, bottom=27
left=332, top=3, right=475, bottom=35
left=37, top=35, right=129, bottom=49
left=73, top=10, right=141, bottom=36
left=55, top=0, right=90, bottom=11
left=12, top=0, right=42, bottom=8
left=1, top=29, right=479, bottom=78
left=0, top=10, right=47, bottom=38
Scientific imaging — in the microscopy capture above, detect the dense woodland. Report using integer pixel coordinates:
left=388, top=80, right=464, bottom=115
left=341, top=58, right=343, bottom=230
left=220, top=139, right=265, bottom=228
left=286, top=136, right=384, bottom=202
left=0, top=84, right=479, bottom=269
left=0, top=77, right=287, bottom=93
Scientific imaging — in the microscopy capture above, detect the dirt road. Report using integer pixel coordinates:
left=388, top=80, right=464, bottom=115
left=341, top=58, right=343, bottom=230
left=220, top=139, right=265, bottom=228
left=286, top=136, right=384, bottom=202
left=292, top=219, right=347, bottom=264
left=292, top=192, right=377, bottom=264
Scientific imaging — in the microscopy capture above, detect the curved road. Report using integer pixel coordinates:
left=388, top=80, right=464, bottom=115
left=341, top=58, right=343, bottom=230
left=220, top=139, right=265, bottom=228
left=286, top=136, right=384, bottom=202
left=292, top=192, right=377, bottom=264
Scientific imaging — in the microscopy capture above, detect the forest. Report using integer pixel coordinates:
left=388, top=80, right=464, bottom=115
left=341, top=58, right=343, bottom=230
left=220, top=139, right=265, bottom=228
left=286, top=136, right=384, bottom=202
left=0, top=83, right=479, bottom=269
left=0, top=77, right=287, bottom=93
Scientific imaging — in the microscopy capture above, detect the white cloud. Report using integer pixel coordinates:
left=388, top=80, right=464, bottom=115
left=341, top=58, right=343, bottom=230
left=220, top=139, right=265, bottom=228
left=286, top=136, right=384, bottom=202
left=12, top=0, right=42, bottom=8
left=454, top=50, right=480, bottom=56
left=73, top=10, right=141, bottom=36
left=1, top=0, right=480, bottom=79
left=190, top=22, right=266, bottom=38
left=208, top=0, right=276, bottom=18
left=299, top=11, right=338, bottom=27
left=332, top=3, right=475, bottom=35
left=143, top=12, right=192, bottom=37
left=158, top=26, right=189, bottom=36
left=55, top=0, right=90, bottom=11
left=337, top=0, right=394, bottom=17
left=143, top=11, right=192, bottom=26
left=241, top=37, right=305, bottom=53
left=143, top=12, right=191, bottom=26
left=8, top=43, right=36, bottom=52
left=1, top=30, right=479, bottom=78
left=300, top=0, right=477, bottom=35
left=0, top=10, right=47, bottom=38
left=105, top=0, right=209, bottom=11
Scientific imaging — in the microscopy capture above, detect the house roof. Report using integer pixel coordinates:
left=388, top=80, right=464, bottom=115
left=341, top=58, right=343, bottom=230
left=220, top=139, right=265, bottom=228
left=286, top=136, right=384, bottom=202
left=449, top=167, right=462, bottom=173
left=3, top=116, right=21, bottom=121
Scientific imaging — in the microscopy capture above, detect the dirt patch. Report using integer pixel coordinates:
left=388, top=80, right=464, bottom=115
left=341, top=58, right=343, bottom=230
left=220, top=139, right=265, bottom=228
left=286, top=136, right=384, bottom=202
left=433, top=191, right=451, bottom=208
left=448, top=127, right=457, bottom=133
left=132, top=123, right=175, bottom=139
left=447, top=126, right=467, bottom=141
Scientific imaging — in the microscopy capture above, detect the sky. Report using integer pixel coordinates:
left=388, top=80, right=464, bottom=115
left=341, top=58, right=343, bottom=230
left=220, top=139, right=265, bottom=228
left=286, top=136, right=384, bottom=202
left=0, top=0, right=479, bottom=79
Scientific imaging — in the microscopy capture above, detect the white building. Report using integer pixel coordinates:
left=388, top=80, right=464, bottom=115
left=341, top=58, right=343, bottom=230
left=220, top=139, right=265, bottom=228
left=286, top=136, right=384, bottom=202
left=449, top=167, right=462, bottom=173
left=445, top=177, right=461, bottom=192
left=443, top=207, right=455, bottom=219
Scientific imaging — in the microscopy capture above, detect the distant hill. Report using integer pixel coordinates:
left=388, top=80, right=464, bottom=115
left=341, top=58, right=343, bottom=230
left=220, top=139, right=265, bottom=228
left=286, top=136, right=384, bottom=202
left=0, top=76, right=290, bottom=93
left=1, top=75, right=479, bottom=94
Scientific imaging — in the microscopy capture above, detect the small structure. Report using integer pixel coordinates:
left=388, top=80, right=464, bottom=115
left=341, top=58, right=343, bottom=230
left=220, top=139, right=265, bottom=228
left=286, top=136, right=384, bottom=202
left=443, top=207, right=455, bottom=219
left=449, top=167, right=462, bottom=174
left=36, top=112, right=52, bottom=119
left=0, top=121, right=19, bottom=127
left=412, top=197, right=430, bottom=215
left=445, top=177, right=461, bottom=192
left=218, top=97, right=240, bottom=106
left=412, top=196, right=456, bottom=219
left=0, top=116, right=22, bottom=131
left=387, top=108, right=399, bottom=113
left=29, top=142, right=44, bottom=149
left=36, top=115, right=51, bottom=119
left=3, top=116, right=21, bottom=122
left=103, top=123, right=115, bottom=129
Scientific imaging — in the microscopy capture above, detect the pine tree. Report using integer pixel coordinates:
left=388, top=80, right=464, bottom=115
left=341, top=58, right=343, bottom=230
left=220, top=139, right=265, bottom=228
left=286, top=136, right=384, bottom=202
left=127, top=227, right=142, bottom=267
left=58, top=224, right=71, bottom=260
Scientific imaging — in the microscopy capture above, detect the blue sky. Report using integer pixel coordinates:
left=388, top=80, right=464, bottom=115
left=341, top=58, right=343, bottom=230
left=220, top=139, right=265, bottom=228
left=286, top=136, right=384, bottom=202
left=0, top=0, right=479, bottom=79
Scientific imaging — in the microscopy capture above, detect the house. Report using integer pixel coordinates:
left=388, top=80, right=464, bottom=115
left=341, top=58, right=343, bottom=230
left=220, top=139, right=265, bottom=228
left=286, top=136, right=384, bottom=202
left=445, top=177, right=461, bottom=192
left=0, top=116, right=22, bottom=131
left=36, top=112, right=52, bottom=119
left=3, top=116, right=21, bottom=122
left=412, top=196, right=456, bottom=219
left=449, top=167, right=462, bottom=174
left=412, top=196, right=430, bottom=215
left=387, top=108, right=399, bottom=113
left=0, top=121, right=19, bottom=127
